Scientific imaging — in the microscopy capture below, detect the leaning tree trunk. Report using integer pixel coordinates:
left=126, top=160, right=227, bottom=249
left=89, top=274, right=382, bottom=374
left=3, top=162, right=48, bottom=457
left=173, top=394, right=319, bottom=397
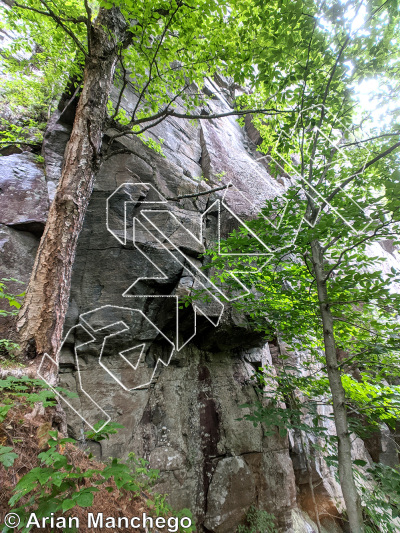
left=310, top=239, right=364, bottom=533
left=16, top=8, right=127, bottom=381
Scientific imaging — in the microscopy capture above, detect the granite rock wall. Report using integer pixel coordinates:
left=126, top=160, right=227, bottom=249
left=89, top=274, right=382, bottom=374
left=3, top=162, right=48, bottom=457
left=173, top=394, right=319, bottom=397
left=50, top=80, right=301, bottom=532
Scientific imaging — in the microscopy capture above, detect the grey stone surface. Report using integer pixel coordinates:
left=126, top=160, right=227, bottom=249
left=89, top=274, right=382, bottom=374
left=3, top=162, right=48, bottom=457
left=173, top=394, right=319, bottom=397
left=0, top=224, right=39, bottom=283
left=199, top=110, right=282, bottom=217
left=109, top=84, right=203, bottom=180
left=0, top=223, right=39, bottom=328
left=203, top=456, right=256, bottom=532
left=0, top=153, right=49, bottom=234
left=50, top=88, right=302, bottom=530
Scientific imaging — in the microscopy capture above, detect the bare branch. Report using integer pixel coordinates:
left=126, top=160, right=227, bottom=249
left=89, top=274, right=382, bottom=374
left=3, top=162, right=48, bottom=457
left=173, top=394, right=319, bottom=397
left=324, top=139, right=400, bottom=205
left=337, top=349, right=370, bottom=370
left=322, top=235, right=342, bottom=253
left=0, top=141, right=40, bottom=146
left=108, top=106, right=290, bottom=144
left=133, top=114, right=175, bottom=135
left=323, top=221, right=392, bottom=281
left=83, top=0, right=92, bottom=56
left=108, top=83, right=192, bottom=144
left=111, top=54, right=128, bottom=121
left=102, top=147, right=154, bottom=164
left=167, top=184, right=233, bottom=201
left=306, top=0, right=379, bottom=206
left=155, top=107, right=289, bottom=121
left=340, top=132, right=400, bottom=148
left=307, top=33, right=352, bottom=190
left=130, top=2, right=183, bottom=121
left=316, top=137, right=343, bottom=187
left=302, top=252, right=316, bottom=280
left=300, top=16, right=318, bottom=176
left=59, top=82, right=82, bottom=117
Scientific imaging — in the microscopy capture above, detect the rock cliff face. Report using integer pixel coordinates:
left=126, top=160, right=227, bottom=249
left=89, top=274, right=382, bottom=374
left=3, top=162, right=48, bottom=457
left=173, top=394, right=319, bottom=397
left=50, top=80, right=302, bottom=532
left=1, top=77, right=399, bottom=533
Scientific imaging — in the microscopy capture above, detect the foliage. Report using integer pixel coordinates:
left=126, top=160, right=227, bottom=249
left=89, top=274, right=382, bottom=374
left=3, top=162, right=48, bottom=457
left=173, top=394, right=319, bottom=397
left=2, top=0, right=400, bottom=529
left=0, top=117, right=45, bottom=148
left=204, top=166, right=400, bottom=529
left=146, top=492, right=194, bottom=530
left=0, top=279, right=25, bottom=367
left=0, top=279, right=25, bottom=317
left=0, top=395, right=194, bottom=533
left=236, top=505, right=278, bottom=533
left=0, top=0, right=269, bottom=156
left=0, top=0, right=84, bottom=146
left=343, top=374, right=400, bottom=433
left=241, top=364, right=331, bottom=438
left=2, top=428, right=194, bottom=532
left=138, top=134, right=165, bottom=157
left=205, top=182, right=400, bottom=366
left=234, top=0, right=400, bottom=144
left=0, top=377, right=194, bottom=532
left=357, top=463, right=400, bottom=532
left=0, top=376, right=77, bottom=410
left=84, top=420, right=125, bottom=442
left=0, top=340, right=24, bottom=369
left=0, top=446, right=19, bottom=469
left=197, top=2, right=400, bottom=530
left=5, top=429, right=111, bottom=531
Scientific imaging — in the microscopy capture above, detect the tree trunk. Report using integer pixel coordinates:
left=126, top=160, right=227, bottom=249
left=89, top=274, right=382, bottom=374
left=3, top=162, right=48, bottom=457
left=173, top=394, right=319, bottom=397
left=16, top=9, right=127, bottom=382
left=310, top=239, right=364, bottom=533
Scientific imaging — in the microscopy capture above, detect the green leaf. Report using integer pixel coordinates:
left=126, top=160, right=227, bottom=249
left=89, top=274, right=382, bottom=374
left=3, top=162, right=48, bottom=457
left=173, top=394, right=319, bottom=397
left=62, top=499, right=76, bottom=512
left=353, top=460, right=368, bottom=467
left=0, top=446, right=18, bottom=468
left=0, top=405, right=12, bottom=423
left=75, top=491, right=94, bottom=507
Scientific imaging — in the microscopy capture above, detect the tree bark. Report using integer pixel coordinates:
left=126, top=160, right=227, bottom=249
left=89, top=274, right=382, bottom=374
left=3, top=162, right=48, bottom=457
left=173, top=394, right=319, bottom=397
left=310, top=239, right=364, bottom=533
left=16, top=8, right=127, bottom=381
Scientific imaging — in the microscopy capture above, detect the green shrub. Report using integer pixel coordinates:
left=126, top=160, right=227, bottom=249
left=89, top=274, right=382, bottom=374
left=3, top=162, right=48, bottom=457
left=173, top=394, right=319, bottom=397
left=0, top=378, right=195, bottom=532
left=236, top=506, right=278, bottom=533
